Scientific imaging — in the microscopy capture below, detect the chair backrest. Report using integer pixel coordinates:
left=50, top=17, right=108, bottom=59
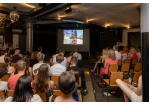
left=6, top=90, right=14, bottom=97
left=0, top=90, right=5, bottom=100
left=118, top=60, right=122, bottom=66
left=33, top=90, right=47, bottom=102
left=51, top=75, right=59, bottom=85
left=11, top=62, right=16, bottom=67
left=110, top=72, right=123, bottom=84
left=34, top=75, right=38, bottom=80
left=132, top=72, right=142, bottom=83
left=52, top=90, right=63, bottom=96
left=45, top=62, right=51, bottom=66
left=108, top=64, right=118, bottom=72
left=124, top=59, right=130, bottom=64
left=0, top=63, right=4, bottom=66
left=121, top=63, right=130, bottom=72
left=139, top=58, right=142, bottom=63
left=1, top=75, right=10, bottom=81
left=134, top=63, right=142, bottom=72
left=132, top=59, right=138, bottom=65
left=78, top=77, right=81, bottom=88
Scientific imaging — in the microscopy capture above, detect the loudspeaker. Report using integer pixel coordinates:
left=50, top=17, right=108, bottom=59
left=4, top=27, right=12, bottom=43
left=117, top=28, right=123, bottom=42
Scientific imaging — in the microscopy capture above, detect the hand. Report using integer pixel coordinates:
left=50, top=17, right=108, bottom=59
left=128, top=85, right=135, bottom=90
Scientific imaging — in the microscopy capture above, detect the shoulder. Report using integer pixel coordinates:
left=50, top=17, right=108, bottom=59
left=49, top=95, right=53, bottom=102
left=5, top=96, right=13, bottom=102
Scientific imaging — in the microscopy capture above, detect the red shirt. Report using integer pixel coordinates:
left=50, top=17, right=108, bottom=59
left=130, top=54, right=137, bottom=66
left=8, top=75, right=21, bottom=90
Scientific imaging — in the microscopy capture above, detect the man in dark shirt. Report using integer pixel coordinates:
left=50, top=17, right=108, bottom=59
left=11, top=49, right=21, bottom=62
left=67, top=57, right=88, bottom=96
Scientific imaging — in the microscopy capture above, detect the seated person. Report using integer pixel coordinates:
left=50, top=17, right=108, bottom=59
left=5, top=75, right=43, bottom=102
left=34, top=64, right=54, bottom=101
left=50, top=54, right=66, bottom=76
left=130, top=47, right=137, bottom=66
left=73, top=48, right=82, bottom=68
left=13, top=48, right=23, bottom=58
left=11, top=49, right=21, bottom=62
left=49, top=71, right=76, bottom=102
left=33, top=53, right=50, bottom=76
left=67, top=51, right=74, bottom=67
left=0, top=50, right=7, bottom=63
left=113, top=45, right=121, bottom=60
left=67, top=57, right=88, bottom=96
left=121, top=46, right=131, bottom=64
left=8, top=60, right=26, bottom=90
left=116, top=75, right=142, bottom=102
left=30, top=51, right=38, bottom=67
left=23, top=51, right=31, bottom=57
left=50, top=48, right=60, bottom=65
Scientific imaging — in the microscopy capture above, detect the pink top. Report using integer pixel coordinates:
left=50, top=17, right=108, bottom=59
left=100, top=58, right=118, bottom=75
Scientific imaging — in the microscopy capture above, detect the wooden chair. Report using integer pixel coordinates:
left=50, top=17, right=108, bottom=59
left=124, top=59, right=130, bottom=64
left=0, top=90, right=6, bottom=100
left=34, top=75, right=38, bottom=80
left=0, top=63, right=4, bottom=66
left=33, top=90, right=47, bottom=102
left=52, top=90, right=63, bottom=96
left=108, top=64, right=118, bottom=72
left=11, top=62, right=16, bottom=67
left=118, top=60, right=122, bottom=67
left=1, top=75, right=10, bottom=81
left=102, top=72, right=123, bottom=102
left=6, top=90, right=14, bottom=97
left=51, top=75, right=59, bottom=85
left=131, top=59, right=138, bottom=66
left=120, top=63, right=130, bottom=79
left=129, top=63, right=142, bottom=73
left=131, top=72, right=142, bottom=86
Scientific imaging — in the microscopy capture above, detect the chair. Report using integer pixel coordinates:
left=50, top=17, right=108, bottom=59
left=120, top=63, right=130, bottom=79
left=131, top=72, right=142, bottom=86
left=52, top=90, right=63, bottom=96
left=51, top=75, right=59, bottom=85
left=129, top=63, right=142, bottom=73
left=11, top=62, right=16, bottom=67
left=131, top=59, right=138, bottom=66
left=108, top=64, right=118, bottom=72
left=102, top=72, right=123, bottom=102
left=33, top=90, right=47, bottom=102
left=124, top=59, right=130, bottom=64
left=118, top=60, right=122, bottom=67
left=6, top=90, right=14, bottom=97
left=1, top=75, right=10, bottom=81
left=0, top=90, right=6, bottom=100
left=45, top=62, right=51, bottom=66
left=0, top=63, right=4, bottom=66
left=34, top=75, right=38, bottom=80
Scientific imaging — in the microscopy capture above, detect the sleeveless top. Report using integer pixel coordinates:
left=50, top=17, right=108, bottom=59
left=46, top=81, right=52, bottom=102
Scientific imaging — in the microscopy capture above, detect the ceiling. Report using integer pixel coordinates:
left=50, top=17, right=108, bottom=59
left=0, top=3, right=140, bottom=28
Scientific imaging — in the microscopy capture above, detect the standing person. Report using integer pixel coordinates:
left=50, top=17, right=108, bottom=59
left=50, top=54, right=66, bottom=76
left=121, top=46, right=131, bottom=64
left=30, top=51, right=38, bottom=67
left=130, top=47, right=137, bottom=66
left=0, top=50, right=7, bottom=63
left=137, top=46, right=141, bottom=63
left=73, top=48, right=82, bottom=68
left=49, top=71, right=76, bottom=102
left=113, top=45, right=121, bottom=60
left=11, top=49, right=21, bottom=62
left=67, top=57, right=88, bottom=96
left=5, top=75, right=43, bottom=102
left=34, top=64, right=54, bottom=101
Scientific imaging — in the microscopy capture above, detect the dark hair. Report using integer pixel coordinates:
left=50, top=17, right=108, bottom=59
left=35, top=64, right=49, bottom=93
left=56, top=54, right=64, bottom=63
left=71, top=57, right=78, bottom=64
left=69, top=51, right=73, bottom=56
left=0, top=50, right=6, bottom=55
left=58, top=71, right=76, bottom=94
left=70, top=68, right=79, bottom=84
left=3, top=55, right=12, bottom=69
left=23, top=51, right=31, bottom=57
left=138, top=46, right=141, bottom=52
left=0, top=66, right=8, bottom=78
left=118, top=46, right=124, bottom=52
left=12, top=75, right=33, bottom=102
left=59, top=49, right=65, bottom=54
left=56, top=48, right=60, bottom=54
left=21, top=55, right=30, bottom=75
left=37, top=46, right=43, bottom=51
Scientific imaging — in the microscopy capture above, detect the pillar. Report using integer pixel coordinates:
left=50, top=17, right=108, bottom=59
left=141, top=3, right=149, bottom=102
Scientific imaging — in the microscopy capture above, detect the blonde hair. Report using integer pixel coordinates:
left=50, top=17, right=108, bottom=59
left=37, top=53, right=44, bottom=61
left=102, top=49, right=108, bottom=60
left=108, top=49, right=116, bottom=60
left=130, top=47, right=136, bottom=54
left=31, top=51, right=38, bottom=60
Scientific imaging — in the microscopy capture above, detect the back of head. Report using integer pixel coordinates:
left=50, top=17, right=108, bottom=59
left=35, top=64, right=49, bottom=93
left=4, top=55, right=12, bottom=68
left=37, top=53, right=44, bottom=61
left=69, top=51, right=74, bottom=57
left=71, top=57, right=77, bottom=64
left=23, top=51, right=31, bottom=57
left=0, top=66, right=7, bottom=78
left=70, top=68, right=79, bottom=84
left=74, top=48, right=78, bottom=52
left=16, top=60, right=26, bottom=71
left=31, top=51, right=38, bottom=60
left=56, top=54, right=64, bottom=63
left=37, top=46, right=43, bottom=52
left=59, top=49, right=65, bottom=55
left=58, top=71, right=76, bottom=94
left=15, top=49, right=20, bottom=55
left=113, top=45, right=118, bottom=51
left=13, top=75, right=33, bottom=102
left=130, top=47, right=136, bottom=54
left=56, top=48, right=60, bottom=54
left=108, top=49, right=116, bottom=60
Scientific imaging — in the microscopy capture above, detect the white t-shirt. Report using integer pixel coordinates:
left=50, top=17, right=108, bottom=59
left=115, top=51, right=121, bottom=60
left=33, top=63, right=50, bottom=76
left=0, top=55, right=5, bottom=63
left=73, top=52, right=82, bottom=60
left=0, top=79, right=8, bottom=90
left=50, top=63, right=66, bottom=76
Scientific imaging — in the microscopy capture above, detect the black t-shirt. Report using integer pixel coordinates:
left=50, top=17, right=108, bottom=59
left=11, top=55, right=21, bottom=62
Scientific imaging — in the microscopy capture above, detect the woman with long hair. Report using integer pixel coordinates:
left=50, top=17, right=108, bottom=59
left=34, top=64, right=54, bottom=101
left=5, top=75, right=43, bottom=102
left=30, top=51, right=38, bottom=67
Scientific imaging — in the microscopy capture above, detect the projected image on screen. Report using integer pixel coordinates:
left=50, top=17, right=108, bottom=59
left=63, top=30, right=83, bottom=44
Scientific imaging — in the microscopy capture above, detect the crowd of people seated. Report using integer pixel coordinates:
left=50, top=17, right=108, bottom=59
left=0, top=46, right=88, bottom=102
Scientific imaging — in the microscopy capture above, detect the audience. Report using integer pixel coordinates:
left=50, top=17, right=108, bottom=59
left=67, top=57, right=88, bottom=96
left=11, top=49, right=21, bottom=62
left=73, top=48, right=82, bottom=67
left=113, top=45, right=121, bottom=60
left=33, top=53, right=50, bottom=76
left=30, top=51, right=38, bottom=67
left=0, top=50, right=7, bottom=63
left=0, top=66, right=8, bottom=90
left=8, top=60, right=26, bottom=90
left=130, top=47, right=137, bottom=66
left=5, top=75, right=43, bottom=102
left=50, top=54, right=66, bottom=76
left=121, top=46, right=131, bottom=64
left=116, top=75, right=142, bottom=102
left=100, top=49, right=118, bottom=77
left=137, top=46, right=141, bottom=63
left=49, top=71, right=76, bottom=102
left=34, top=64, right=54, bottom=101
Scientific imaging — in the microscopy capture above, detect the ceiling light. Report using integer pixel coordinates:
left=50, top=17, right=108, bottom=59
left=20, top=3, right=36, bottom=8
left=58, top=17, right=60, bottom=20
left=127, top=26, right=130, bottom=29
left=10, top=7, right=19, bottom=21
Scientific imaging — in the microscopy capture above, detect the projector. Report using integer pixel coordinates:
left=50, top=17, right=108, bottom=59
left=65, top=7, right=72, bottom=14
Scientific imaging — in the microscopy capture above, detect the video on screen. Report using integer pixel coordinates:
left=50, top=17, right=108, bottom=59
left=63, top=30, right=83, bottom=44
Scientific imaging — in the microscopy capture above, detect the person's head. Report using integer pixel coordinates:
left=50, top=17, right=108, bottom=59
left=4, top=55, right=12, bottom=68
left=118, top=46, right=124, bottom=52
left=130, top=47, right=136, bottom=54
left=74, top=48, right=78, bottom=52
left=123, top=46, right=129, bottom=53
left=138, top=46, right=141, bottom=52
left=37, top=53, right=44, bottom=62
left=106, top=46, right=111, bottom=50
left=23, top=51, right=31, bottom=57
left=59, top=49, right=65, bottom=56
left=58, top=71, right=76, bottom=95
left=0, top=50, right=7, bottom=56
left=113, top=45, right=118, bottom=51
left=16, top=60, right=26, bottom=72
left=31, top=51, right=38, bottom=60
left=70, top=57, right=78, bottom=65
left=12, top=75, right=33, bottom=102
left=56, top=48, right=60, bottom=54
left=5, top=48, right=10, bottom=54
left=0, top=66, right=7, bottom=79
left=108, top=49, right=116, bottom=60
left=56, top=54, right=64, bottom=63
left=15, top=49, right=20, bottom=55
left=35, top=64, right=49, bottom=93
left=37, top=46, right=43, bottom=52
left=70, top=68, right=79, bottom=84
left=69, top=51, right=73, bottom=57
left=21, top=55, right=30, bottom=75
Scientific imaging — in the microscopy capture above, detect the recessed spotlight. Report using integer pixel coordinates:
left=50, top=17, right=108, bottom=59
left=58, top=17, right=60, bottom=20
left=127, top=26, right=130, bottom=29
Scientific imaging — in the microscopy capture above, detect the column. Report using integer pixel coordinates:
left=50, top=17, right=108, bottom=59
left=141, top=3, right=149, bottom=102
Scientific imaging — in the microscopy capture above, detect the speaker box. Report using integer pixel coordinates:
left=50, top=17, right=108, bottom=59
left=4, top=27, right=12, bottom=43
left=117, top=28, right=123, bottom=42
